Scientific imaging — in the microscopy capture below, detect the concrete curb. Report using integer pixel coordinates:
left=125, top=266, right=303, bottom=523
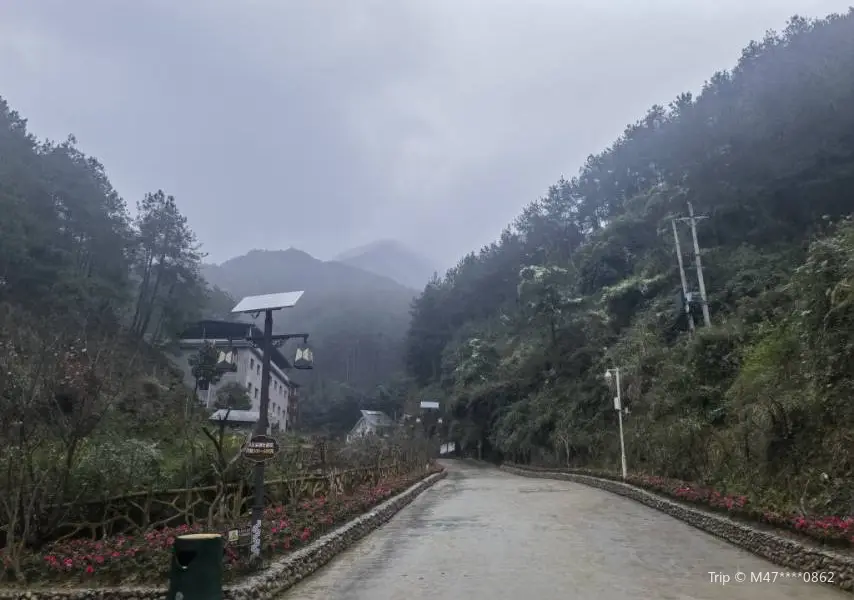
left=0, top=469, right=447, bottom=600
left=501, top=464, right=854, bottom=593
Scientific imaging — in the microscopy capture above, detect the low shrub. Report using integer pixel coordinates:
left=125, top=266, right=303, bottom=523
left=2, top=466, right=440, bottom=587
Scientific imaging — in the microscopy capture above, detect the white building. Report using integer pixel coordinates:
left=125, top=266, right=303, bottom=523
left=172, top=320, right=298, bottom=432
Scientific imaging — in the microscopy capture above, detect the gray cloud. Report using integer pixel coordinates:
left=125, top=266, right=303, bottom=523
left=1, top=0, right=850, bottom=271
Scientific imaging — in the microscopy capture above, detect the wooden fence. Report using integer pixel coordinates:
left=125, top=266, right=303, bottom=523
left=2, top=462, right=406, bottom=546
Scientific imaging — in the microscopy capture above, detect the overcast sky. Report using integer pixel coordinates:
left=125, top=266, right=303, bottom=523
left=1, top=1, right=851, bottom=271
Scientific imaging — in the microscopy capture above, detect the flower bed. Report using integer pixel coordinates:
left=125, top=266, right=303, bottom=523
left=507, top=464, right=854, bottom=550
left=2, top=466, right=442, bottom=587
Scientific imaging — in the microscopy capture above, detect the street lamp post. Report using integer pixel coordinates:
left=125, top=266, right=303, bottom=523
left=231, top=291, right=309, bottom=566
left=604, top=367, right=628, bottom=480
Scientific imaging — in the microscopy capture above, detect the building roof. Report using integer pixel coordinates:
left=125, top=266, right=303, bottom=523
left=360, top=409, right=394, bottom=428
left=178, top=319, right=292, bottom=370
left=209, top=409, right=259, bottom=423
left=180, top=319, right=255, bottom=340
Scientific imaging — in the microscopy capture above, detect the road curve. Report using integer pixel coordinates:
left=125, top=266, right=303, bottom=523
left=281, top=460, right=849, bottom=600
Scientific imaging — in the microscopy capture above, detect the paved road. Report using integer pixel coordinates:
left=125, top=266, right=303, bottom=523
left=283, top=461, right=850, bottom=599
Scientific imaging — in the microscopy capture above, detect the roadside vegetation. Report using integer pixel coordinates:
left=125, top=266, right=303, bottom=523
left=3, top=435, right=436, bottom=586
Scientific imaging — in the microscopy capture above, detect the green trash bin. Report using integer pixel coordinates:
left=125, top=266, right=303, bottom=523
left=167, top=533, right=223, bottom=600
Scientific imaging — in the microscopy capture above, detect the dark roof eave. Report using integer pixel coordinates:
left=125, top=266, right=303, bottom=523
left=178, top=319, right=291, bottom=369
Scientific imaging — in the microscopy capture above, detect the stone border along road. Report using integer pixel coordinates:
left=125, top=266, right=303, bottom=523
left=501, top=464, right=854, bottom=593
left=0, top=469, right=447, bottom=600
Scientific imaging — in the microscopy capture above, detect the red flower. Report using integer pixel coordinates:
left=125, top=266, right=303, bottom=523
left=17, top=470, right=430, bottom=585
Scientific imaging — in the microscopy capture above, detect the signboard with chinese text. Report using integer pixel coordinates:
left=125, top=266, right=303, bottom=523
left=241, top=434, right=280, bottom=463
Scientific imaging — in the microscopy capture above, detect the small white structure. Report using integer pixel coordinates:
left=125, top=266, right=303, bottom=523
left=346, top=410, right=394, bottom=443
left=420, top=401, right=440, bottom=410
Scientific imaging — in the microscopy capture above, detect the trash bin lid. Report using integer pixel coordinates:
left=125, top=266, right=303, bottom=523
left=178, top=533, right=222, bottom=540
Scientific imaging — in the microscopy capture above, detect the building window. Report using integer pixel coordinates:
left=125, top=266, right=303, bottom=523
left=254, top=388, right=259, bottom=399
left=250, top=357, right=254, bottom=370
left=247, top=382, right=253, bottom=393
left=257, top=364, right=261, bottom=375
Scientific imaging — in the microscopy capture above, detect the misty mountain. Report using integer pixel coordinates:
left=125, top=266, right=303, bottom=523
left=333, top=240, right=437, bottom=291
left=201, top=248, right=416, bottom=394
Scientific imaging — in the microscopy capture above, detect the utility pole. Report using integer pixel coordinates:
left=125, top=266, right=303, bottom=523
left=671, top=219, right=695, bottom=333
left=687, top=202, right=712, bottom=328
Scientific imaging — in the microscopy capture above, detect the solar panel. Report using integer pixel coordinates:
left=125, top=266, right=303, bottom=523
left=231, top=291, right=305, bottom=314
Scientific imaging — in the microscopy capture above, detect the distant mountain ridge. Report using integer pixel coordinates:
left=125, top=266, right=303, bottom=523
left=203, top=247, right=412, bottom=298
left=333, top=239, right=436, bottom=291
left=200, top=247, right=416, bottom=395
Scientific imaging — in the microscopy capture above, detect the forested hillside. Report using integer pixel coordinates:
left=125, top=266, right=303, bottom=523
left=405, top=12, right=854, bottom=513
left=0, top=98, right=229, bottom=338
left=0, top=96, right=237, bottom=505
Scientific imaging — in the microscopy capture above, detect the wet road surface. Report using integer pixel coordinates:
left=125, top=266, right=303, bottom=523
left=283, top=460, right=850, bottom=599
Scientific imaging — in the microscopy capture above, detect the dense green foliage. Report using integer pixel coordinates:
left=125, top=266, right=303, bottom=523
left=0, top=97, right=227, bottom=339
left=0, top=97, right=248, bottom=562
left=405, top=11, right=854, bottom=514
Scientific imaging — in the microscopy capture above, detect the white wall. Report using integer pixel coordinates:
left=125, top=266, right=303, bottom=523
left=240, top=349, right=290, bottom=431
left=172, top=342, right=291, bottom=431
